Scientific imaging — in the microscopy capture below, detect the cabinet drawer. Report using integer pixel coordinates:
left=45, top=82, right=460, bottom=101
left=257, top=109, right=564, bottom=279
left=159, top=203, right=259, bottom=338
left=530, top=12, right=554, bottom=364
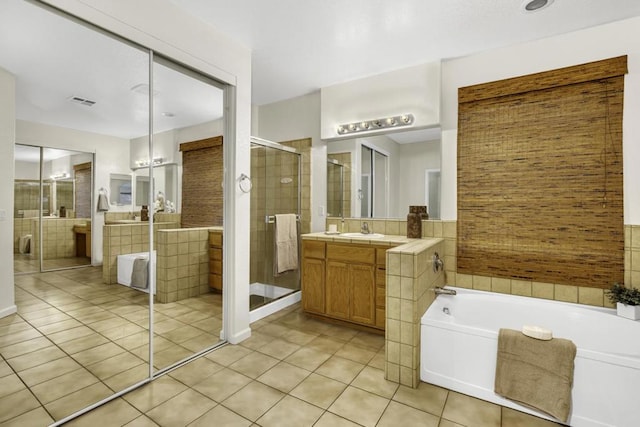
left=376, top=248, right=387, bottom=266
left=209, top=232, right=223, bottom=247
left=209, top=273, right=222, bottom=291
left=327, top=244, right=375, bottom=264
left=303, top=240, right=325, bottom=259
left=209, top=248, right=222, bottom=261
left=376, top=285, right=385, bottom=307
left=209, top=260, right=222, bottom=275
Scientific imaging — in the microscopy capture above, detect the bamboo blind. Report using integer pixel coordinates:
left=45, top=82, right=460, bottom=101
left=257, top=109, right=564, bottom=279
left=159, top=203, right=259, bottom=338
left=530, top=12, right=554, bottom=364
left=457, top=57, right=626, bottom=289
left=179, top=136, right=223, bottom=228
left=73, top=162, right=91, bottom=218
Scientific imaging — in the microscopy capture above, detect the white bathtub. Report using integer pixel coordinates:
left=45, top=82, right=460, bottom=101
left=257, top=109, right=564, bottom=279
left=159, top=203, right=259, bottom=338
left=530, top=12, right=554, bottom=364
left=420, top=287, right=640, bottom=427
left=117, top=251, right=156, bottom=294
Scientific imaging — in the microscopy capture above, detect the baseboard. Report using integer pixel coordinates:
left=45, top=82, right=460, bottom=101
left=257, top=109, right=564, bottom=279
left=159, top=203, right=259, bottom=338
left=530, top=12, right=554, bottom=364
left=0, top=305, right=17, bottom=319
left=226, top=327, right=252, bottom=344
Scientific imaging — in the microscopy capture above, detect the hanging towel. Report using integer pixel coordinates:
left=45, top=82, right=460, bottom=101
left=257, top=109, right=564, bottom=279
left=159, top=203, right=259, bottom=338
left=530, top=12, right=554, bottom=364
left=97, top=193, right=110, bottom=212
left=494, top=328, right=577, bottom=423
left=273, top=214, right=299, bottom=275
left=130, top=257, right=149, bottom=289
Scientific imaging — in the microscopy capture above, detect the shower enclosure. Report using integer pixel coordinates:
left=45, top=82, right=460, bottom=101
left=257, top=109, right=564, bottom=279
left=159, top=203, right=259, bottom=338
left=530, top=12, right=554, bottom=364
left=249, top=137, right=302, bottom=321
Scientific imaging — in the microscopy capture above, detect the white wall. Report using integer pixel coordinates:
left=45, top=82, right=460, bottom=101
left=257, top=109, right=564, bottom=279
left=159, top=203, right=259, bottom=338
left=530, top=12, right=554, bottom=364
left=0, top=67, right=16, bottom=318
left=42, top=0, right=253, bottom=343
left=14, top=160, right=39, bottom=180
left=441, top=16, right=640, bottom=224
left=16, top=120, right=131, bottom=263
left=256, top=91, right=326, bottom=232
left=321, top=62, right=441, bottom=140
left=397, top=140, right=440, bottom=212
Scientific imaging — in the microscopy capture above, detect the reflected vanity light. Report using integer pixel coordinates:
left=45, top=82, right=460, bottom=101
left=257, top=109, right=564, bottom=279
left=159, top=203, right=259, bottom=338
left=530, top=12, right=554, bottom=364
left=50, top=172, right=69, bottom=180
left=135, top=157, right=164, bottom=168
left=337, top=113, right=414, bottom=135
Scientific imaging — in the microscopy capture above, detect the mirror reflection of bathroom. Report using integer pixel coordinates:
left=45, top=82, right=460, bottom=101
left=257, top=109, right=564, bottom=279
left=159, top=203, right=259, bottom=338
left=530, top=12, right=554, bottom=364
left=327, top=127, right=441, bottom=220
left=13, top=145, right=94, bottom=272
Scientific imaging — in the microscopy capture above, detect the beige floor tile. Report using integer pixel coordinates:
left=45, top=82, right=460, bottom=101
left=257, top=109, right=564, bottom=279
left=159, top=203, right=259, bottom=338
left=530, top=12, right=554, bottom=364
left=30, top=367, right=100, bottom=404
left=36, top=318, right=83, bottom=335
left=27, top=312, right=73, bottom=328
left=229, top=351, right=279, bottom=379
left=189, top=404, right=251, bottom=427
left=0, top=336, right=52, bottom=359
left=47, top=325, right=96, bottom=345
left=72, top=342, right=126, bottom=365
left=123, top=415, right=159, bottom=426
left=58, top=333, right=110, bottom=355
left=255, top=337, right=300, bottom=360
left=279, top=328, right=318, bottom=346
left=124, top=376, right=188, bottom=413
left=160, top=325, right=205, bottom=344
left=316, top=355, right=365, bottom=384
left=237, top=330, right=274, bottom=351
left=0, top=360, right=12, bottom=377
left=100, top=323, right=147, bottom=341
left=113, top=331, right=149, bottom=351
left=103, top=363, right=150, bottom=392
left=313, top=411, right=361, bottom=427
left=256, top=322, right=291, bottom=338
left=153, top=319, right=185, bottom=335
left=0, top=406, right=53, bottom=427
left=0, top=374, right=26, bottom=399
left=438, top=419, right=464, bottom=427
left=350, top=332, right=385, bottom=350
left=193, top=368, right=252, bottom=402
left=87, top=316, right=133, bottom=333
left=146, top=389, right=216, bottom=426
left=284, top=347, right=332, bottom=371
left=368, top=349, right=386, bottom=370
left=222, top=381, right=284, bottom=422
left=307, top=335, right=347, bottom=354
left=45, top=382, right=113, bottom=421
left=393, top=382, right=449, bottom=416
left=378, top=401, right=440, bottom=427
left=328, top=386, right=390, bottom=427
left=65, top=398, right=141, bottom=427
left=0, top=389, right=42, bottom=423
left=351, top=366, right=399, bottom=399
left=256, top=361, right=310, bottom=393
left=501, top=407, right=563, bottom=426
left=204, top=344, right=253, bottom=366
left=169, top=357, right=224, bottom=387
left=334, top=343, right=377, bottom=364
left=153, top=344, right=193, bottom=370
left=0, top=328, right=42, bottom=348
left=19, top=307, right=60, bottom=321
left=19, top=356, right=81, bottom=387
left=6, top=345, right=65, bottom=372
left=442, top=392, right=501, bottom=427
left=321, top=323, right=360, bottom=341
left=86, top=351, right=145, bottom=380
left=257, top=395, right=323, bottom=427
left=290, top=373, right=347, bottom=409
left=180, top=332, right=221, bottom=352
left=0, top=321, right=33, bottom=337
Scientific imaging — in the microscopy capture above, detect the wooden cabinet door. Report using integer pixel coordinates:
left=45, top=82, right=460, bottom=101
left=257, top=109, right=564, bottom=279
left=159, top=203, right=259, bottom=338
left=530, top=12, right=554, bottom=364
left=302, top=257, right=325, bottom=314
left=350, top=263, right=376, bottom=325
left=326, top=260, right=350, bottom=320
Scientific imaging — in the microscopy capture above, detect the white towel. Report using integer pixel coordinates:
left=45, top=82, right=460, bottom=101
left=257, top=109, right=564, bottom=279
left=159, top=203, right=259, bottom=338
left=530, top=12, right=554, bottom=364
left=130, top=257, right=149, bottom=289
left=274, top=214, right=299, bottom=275
left=97, top=193, right=110, bottom=212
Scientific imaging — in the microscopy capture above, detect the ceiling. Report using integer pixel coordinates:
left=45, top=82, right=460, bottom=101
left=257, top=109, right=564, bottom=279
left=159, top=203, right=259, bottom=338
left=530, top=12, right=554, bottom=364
left=3, top=0, right=640, bottom=149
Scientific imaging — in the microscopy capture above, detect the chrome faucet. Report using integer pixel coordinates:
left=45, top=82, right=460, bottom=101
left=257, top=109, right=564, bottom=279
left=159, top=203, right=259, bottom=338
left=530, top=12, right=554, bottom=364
left=361, top=221, right=370, bottom=234
left=433, top=287, right=456, bottom=296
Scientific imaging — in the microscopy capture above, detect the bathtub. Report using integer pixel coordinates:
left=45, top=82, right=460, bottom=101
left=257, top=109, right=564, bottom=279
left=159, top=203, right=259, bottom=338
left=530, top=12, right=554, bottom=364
left=117, top=251, right=156, bottom=294
left=420, top=287, right=640, bottom=427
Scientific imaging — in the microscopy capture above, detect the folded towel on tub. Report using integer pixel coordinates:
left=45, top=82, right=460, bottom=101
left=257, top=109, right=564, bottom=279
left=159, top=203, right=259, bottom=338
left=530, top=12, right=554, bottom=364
left=273, top=214, right=299, bottom=275
left=130, top=257, right=149, bottom=289
left=495, top=328, right=576, bottom=422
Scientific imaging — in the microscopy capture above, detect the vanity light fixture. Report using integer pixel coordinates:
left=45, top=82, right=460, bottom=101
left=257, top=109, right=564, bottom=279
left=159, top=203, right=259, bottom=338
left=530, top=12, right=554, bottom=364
left=337, top=114, right=414, bottom=135
left=50, top=172, right=69, bottom=180
left=135, top=157, right=164, bottom=168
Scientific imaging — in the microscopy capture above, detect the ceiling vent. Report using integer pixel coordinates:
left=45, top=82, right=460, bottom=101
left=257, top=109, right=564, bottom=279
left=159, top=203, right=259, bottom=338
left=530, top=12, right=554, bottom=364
left=68, top=96, right=96, bottom=107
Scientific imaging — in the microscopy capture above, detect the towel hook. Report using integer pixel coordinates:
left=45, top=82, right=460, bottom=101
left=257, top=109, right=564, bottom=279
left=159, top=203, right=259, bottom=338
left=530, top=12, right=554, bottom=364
left=239, top=173, right=252, bottom=193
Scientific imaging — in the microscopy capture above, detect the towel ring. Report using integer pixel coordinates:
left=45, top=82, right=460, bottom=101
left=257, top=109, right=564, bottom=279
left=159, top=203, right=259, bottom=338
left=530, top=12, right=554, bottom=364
left=239, top=173, right=252, bottom=193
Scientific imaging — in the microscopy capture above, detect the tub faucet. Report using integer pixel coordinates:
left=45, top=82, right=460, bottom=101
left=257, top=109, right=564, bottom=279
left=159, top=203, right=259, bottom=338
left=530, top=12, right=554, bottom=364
left=433, top=287, right=456, bottom=296
left=361, top=222, right=370, bottom=234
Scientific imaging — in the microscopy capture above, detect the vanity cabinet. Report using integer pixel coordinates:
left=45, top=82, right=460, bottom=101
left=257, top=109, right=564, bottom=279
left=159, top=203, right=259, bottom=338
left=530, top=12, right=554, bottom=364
left=208, top=230, right=223, bottom=291
left=302, top=239, right=388, bottom=331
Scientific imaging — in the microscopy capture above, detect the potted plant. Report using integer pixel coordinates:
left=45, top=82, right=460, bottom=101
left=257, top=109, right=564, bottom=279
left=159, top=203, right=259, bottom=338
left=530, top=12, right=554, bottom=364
left=606, top=283, right=640, bottom=320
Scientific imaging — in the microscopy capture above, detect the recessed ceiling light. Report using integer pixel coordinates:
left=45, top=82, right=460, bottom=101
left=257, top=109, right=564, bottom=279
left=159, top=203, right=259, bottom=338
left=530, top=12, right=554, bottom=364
left=521, top=0, right=554, bottom=12
left=161, top=112, right=175, bottom=118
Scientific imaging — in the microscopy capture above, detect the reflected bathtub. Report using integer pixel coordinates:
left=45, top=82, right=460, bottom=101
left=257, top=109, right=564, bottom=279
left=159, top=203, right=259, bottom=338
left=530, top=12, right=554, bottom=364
left=420, top=287, right=640, bottom=427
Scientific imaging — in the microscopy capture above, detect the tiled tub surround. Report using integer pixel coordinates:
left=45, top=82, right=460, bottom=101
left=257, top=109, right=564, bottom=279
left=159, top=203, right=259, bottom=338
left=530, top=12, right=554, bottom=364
left=327, top=218, right=640, bottom=306
left=156, top=227, right=222, bottom=303
left=102, top=222, right=178, bottom=285
left=301, top=232, right=444, bottom=388
left=14, top=217, right=91, bottom=259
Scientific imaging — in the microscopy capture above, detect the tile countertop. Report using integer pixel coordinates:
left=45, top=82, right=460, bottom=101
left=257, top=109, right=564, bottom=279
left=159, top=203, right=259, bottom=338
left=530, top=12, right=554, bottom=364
left=301, top=232, right=442, bottom=254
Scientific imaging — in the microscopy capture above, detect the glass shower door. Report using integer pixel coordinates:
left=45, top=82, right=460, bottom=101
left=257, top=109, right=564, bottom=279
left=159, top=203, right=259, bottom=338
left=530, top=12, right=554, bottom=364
left=249, top=139, right=301, bottom=316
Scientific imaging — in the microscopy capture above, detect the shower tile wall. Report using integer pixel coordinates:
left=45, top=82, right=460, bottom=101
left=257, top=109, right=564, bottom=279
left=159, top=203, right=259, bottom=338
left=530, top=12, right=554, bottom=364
left=327, top=152, right=351, bottom=218
left=250, top=138, right=310, bottom=285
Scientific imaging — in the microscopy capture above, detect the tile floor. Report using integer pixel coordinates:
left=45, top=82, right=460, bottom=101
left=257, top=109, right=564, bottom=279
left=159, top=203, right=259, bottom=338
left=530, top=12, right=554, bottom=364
left=1, top=267, right=562, bottom=426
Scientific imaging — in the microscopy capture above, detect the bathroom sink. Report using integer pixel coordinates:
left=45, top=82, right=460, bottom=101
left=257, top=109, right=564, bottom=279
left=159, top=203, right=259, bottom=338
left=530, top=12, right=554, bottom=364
left=339, top=232, right=385, bottom=239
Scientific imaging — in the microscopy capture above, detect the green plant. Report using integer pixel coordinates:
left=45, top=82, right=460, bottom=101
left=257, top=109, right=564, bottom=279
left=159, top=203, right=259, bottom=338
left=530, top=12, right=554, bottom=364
left=606, top=283, right=640, bottom=306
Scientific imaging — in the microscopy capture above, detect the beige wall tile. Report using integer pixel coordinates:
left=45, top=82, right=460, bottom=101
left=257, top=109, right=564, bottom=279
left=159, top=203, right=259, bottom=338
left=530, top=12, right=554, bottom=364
left=555, top=284, right=578, bottom=303
left=578, top=287, right=604, bottom=307
left=532, top=282, right=554, bottom=300
left=472, top=275, right=491, bottom=291
left=511, top=280, right=532, bottom=297
left=491, top=277, right=511, bottom=294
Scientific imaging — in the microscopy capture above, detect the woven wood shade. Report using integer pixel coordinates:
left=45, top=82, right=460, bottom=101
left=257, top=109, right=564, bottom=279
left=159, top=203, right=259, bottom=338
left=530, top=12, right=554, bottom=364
left=73, top=162, right=91, bottom=218
left=457, top=57, right=626, bottom=289
left=180, top=136, right=223, bottom=228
